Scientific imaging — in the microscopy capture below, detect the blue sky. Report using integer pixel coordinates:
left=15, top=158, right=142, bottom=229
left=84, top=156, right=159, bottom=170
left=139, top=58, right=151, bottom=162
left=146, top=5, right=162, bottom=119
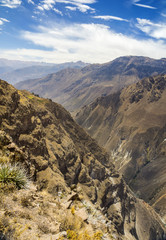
left=0, top=0, right=166, bottom=63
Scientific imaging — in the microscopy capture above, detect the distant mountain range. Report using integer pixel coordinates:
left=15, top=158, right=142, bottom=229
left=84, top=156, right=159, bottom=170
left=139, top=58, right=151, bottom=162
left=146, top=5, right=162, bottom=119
left=16, top=56, right=166, bottom=113
left=0, top=58, right=53, bottom=73
left=0, top=58, right=88, bottom=84
left=76, top=74, right=166, bottom=222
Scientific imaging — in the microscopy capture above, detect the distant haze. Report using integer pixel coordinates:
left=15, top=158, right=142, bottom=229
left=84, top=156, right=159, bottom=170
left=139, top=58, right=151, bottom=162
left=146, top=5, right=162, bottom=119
left=0, top=58, right=88, bottom=84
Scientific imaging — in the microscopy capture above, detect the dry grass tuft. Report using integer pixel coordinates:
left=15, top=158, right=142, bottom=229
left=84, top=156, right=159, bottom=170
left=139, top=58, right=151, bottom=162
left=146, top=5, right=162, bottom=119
left=59, top=210, right=83, bottom=232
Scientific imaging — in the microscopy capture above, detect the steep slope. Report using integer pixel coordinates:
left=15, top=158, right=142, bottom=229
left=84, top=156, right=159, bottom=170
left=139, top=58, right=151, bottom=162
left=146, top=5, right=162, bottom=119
left=16, top=56, right=166, bottom=113
left=0, top=79, right=165, bottom=240
left=76, top=74, right=166, bottom=221
left=1, top=61, right=87, bottom=84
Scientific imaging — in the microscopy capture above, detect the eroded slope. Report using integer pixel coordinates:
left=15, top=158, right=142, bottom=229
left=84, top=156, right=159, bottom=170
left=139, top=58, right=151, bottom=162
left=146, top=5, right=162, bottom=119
left=76, top=74, right=166, bottom=221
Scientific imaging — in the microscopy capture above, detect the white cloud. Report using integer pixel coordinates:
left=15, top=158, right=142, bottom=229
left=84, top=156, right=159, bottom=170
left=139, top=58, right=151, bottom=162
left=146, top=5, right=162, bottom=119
left=0, top=23, right=159, bottom=63
left=37, top=5, right=44, bottom=11
left=76, top=3, right=93, bottom=12
left=137, top=18, right=155, bottom=26
left=0, top=17, right=9, bottom=22
left=93, top=15, right=129, bottom=22
left=37, top=0, right=55, bottom=11
left=37, top=0, right=95, bottom=13
left=0, top=17, right=10, bottom=25
left=136, top=18, right=166, bottom=39
left=0, top=48, right=57, bottom=62
left=27, top=0, right=34, bottom=4
left=61, top=0, right=96, bottom=4
left=161, top=13, right=166, bottom=18
left=132, top=0, right=156, bottom=9
left=72, top=0, right=95, bottom=3
left=0, top=0, right=21, bottom=8
left=65, top=3, right=94, bottom=12
left=66, top=6, right=77, bottom=10
left=53, top=7, right=63, bottom=15
left=134, top=3, right=156, bottom=9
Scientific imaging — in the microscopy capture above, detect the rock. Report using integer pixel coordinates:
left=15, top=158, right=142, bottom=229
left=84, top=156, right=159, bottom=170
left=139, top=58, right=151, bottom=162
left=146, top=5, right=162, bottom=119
left=62, top=200, right=72, bottom=209
left=54, top=231, right=67, bottom=239
left=67, top=193, right=81, bottom=202
left=76, top=208, right=88, bottom=222
left=70, top=184, right=76, bottom=190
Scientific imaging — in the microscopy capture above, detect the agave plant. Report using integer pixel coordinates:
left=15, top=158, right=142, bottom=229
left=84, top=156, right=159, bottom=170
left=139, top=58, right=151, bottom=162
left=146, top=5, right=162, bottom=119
left=0, top=163, right=29, bottom=189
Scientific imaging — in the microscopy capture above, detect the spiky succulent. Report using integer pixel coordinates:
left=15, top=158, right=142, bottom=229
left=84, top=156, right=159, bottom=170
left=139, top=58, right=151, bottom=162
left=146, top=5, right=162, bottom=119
left=0, top=163, right=29, bottom=189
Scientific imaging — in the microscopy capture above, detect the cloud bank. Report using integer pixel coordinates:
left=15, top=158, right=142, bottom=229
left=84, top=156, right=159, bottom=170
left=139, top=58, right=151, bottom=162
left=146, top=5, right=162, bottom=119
left=136, top=18, right=166, bottom=39
left=37, top=0, right=96, bottom=13
left=0, top=0, right=21, bottom=8
left=1, top=22, right=166, bottom=63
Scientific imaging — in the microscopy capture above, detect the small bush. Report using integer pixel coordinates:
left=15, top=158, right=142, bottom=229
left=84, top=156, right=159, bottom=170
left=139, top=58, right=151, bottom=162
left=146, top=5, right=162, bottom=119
left=20, top=196, right=32, bottom=208
left=93, top=231, right=103, bottom=240
left=71, top=205, right=75, bottom=215
left=59, top=211, right=82, bottom=232
left=0, top=163, right=29, bottom=190
left=0, top=216, right=12, bottom=240
left=38, top=222, right=50, bottom=234
left=67, top=229, right=77, bottom=239
left=0, top=156, right=10, bottom=164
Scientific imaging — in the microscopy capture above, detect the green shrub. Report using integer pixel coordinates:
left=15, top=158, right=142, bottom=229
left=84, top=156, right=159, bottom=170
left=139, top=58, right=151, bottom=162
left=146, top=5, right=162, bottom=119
left=0, top=163, right=29, bottom=190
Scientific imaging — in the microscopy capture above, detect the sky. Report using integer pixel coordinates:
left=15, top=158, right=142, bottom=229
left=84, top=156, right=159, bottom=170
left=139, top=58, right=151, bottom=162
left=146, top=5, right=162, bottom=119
left=0, top=0, right=166, bottom=63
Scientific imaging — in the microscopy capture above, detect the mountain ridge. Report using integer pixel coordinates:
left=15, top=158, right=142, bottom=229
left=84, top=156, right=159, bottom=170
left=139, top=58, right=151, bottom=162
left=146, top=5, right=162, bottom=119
left=16, top=56, right=166, bottom=113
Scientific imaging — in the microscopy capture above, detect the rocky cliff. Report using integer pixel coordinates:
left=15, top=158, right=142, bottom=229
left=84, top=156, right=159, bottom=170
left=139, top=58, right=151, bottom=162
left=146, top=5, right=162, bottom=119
left=0, top=79, right=165, bottom=239
left=76, top=74, right=166, bottom=222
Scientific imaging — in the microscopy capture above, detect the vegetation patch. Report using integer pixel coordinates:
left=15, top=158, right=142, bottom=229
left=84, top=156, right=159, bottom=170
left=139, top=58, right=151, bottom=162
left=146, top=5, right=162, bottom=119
left=66, top=229, right=103, bottom=240
left=0, top=163, right=29, bottom=190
